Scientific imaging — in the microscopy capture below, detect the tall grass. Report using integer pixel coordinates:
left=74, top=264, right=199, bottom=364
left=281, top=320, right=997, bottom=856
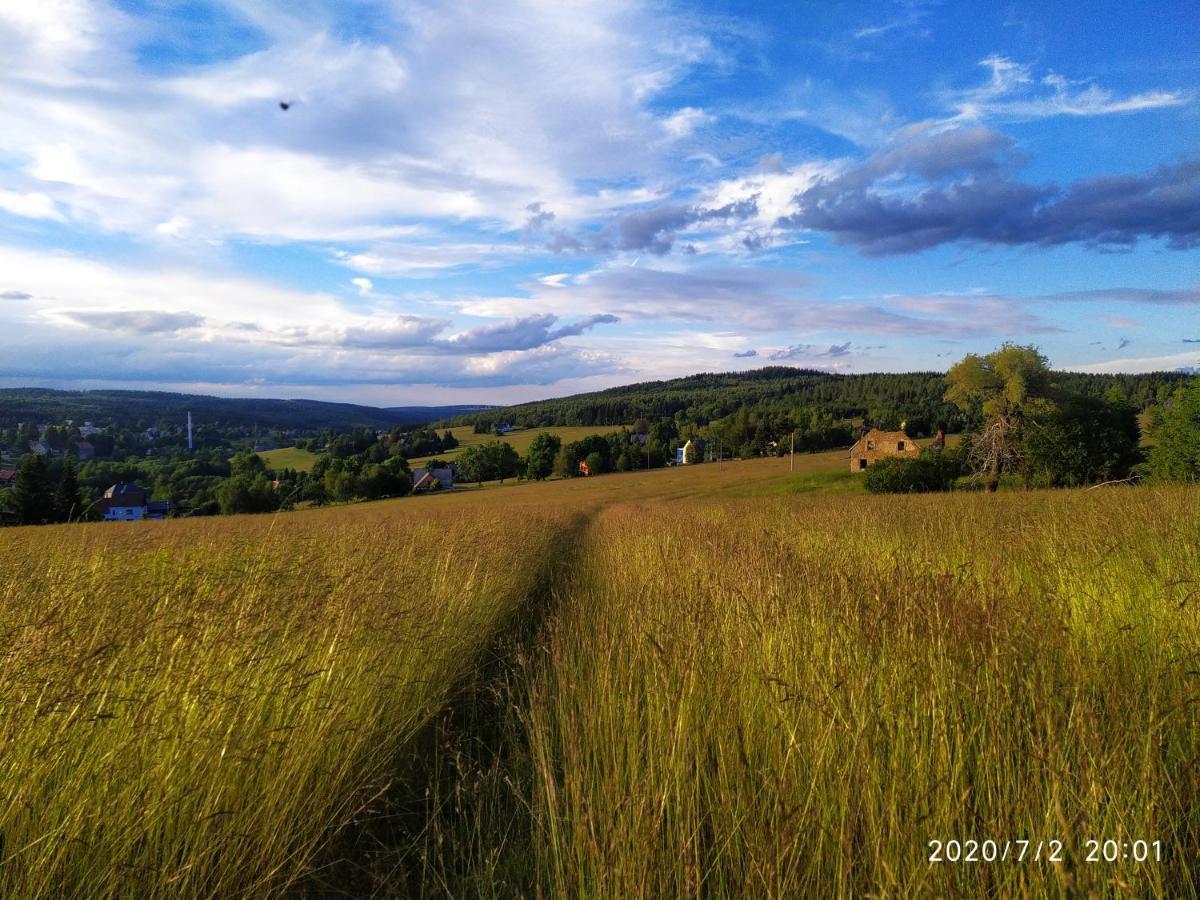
left=0, top=504, right=572, bottom=897
left=3, top=470, right=1196, bottom=897
left=505, top=487, right=1199, bottom=897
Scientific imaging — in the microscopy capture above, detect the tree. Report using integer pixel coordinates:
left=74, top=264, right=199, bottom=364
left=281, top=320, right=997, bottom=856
left=216, top=473, right=278, bottom=514
left=457, top=441, right=522, bottom=484
left=230, top=449, right=268, bottom=478
left=12, top=454, right=55, bottom=525
left=356, top=463, right=412, bottom=500
left=945, top=344, right=1055, bottom=491
left=1020, top=393, right=1141, bottom=488
left=525, top=432, right=561, bottom=480
left=54, top=459, right=83, bottom=522
left=553, top=444, right=575, bottom=478
left=583, top=451, right=603, bottom=476
left=1145, top=377, right=1200, bottom=482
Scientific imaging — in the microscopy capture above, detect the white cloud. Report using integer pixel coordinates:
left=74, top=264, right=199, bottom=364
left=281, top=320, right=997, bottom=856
left=0, top=188, right=65, bottom=221
left=948, top=55, right=1189, bottom=122
left=661, top=106, right=715, bottom=138
left=0, top=0, right=722, bottom=243
left=1069, top=351, right=1200, bottom=374
left=351, top=277, right=373, bottom=296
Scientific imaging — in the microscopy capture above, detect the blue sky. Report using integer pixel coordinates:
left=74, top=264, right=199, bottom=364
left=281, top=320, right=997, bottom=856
left=0, top=0, right=1196, bottom=405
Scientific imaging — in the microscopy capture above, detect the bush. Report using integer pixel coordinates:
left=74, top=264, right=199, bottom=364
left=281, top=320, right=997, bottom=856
left=863, top=449, right=962, bottom=494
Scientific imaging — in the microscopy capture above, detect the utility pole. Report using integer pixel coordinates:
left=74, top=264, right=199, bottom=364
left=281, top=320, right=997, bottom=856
left=790, top=431, right=794, bottom=472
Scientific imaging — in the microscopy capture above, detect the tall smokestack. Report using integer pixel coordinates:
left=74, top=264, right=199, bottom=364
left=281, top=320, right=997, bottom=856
left=187, top=411, right=193, bottom=451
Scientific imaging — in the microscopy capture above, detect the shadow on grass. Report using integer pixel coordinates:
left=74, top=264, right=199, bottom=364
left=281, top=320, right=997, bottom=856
left=297, top=511, right=592, bottom=898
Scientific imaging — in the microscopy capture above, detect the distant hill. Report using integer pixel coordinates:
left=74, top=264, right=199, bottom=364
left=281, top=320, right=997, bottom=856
left=442, top=366, right=1188, bottom=433
left=386, top=404, right=497, bottom=422
left=0, top=389, right=493, bottom=431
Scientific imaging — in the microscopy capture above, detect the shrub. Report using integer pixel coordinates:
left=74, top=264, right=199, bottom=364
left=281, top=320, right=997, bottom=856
left=863, top=449, right=962, bottom=494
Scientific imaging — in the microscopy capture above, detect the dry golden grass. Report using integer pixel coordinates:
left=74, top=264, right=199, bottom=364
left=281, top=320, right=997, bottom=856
left=499, top=487, right=1200, bottom=897
left=2, top=458, right=1196, bottom=898
left=0, top=502, right=576, bottom=897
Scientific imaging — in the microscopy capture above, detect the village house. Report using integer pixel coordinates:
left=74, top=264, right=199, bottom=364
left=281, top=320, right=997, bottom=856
left=94, top=482, right=174, bottom=520
left=411, top=465, right=456, bottom=493
left=0, top=469, right=16, bottom=489
left=98, top=483, right=148, bottom=520
left=849, top=425, right=920, bottom=472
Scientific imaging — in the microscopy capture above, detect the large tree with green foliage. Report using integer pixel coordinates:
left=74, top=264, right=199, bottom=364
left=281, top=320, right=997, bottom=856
left=945, top=344, right=1056, bottom=491
left=1145, top=377, right=1200, bottom=482
left=524, top=432, right=561, bottom=480
left=457, top=441, right=522, bottom=484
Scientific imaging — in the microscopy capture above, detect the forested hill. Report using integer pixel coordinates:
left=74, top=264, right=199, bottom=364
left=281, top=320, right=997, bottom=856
left=0, top=389, right=491, bottom=431
left=445, top=367, right=1187, bottom=435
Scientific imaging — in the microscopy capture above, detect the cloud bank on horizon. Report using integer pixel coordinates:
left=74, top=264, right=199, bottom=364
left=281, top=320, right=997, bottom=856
left=0, top=0, right=1196, bottom=404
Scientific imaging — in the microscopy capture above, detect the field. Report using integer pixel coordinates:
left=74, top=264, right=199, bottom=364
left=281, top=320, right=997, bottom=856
left=405, top=424, right=627, bottom=467
left=1, top=459, right=1197, bottom=897
left=256, top=445, right=320, bottom=472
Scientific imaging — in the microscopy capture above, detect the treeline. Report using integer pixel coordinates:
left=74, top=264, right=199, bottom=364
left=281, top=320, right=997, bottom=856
left=296, top=426, right=459, bottom=459
left=452, top=367, right=1186, bottom=438
left=0, top=388, right=433, bottom=431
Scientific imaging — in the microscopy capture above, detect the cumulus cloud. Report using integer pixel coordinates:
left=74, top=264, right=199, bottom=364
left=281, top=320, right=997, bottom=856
left=444, top=313, right=619, bottom=353
left=460, top=265, right=1056, bottom=338
left=661, top=107, right=715, bottom=138
left=552, top=196, right=761, bottom=256
left=0, top=1, right=722, bottom=243
left=351, top=277, right=373, bottom=296
left=331, top=316, right=449, bottom=350
left=781, top=125, right=1200, bottom=254
left=1, top=289, right=32, bottom=300
left=58, top=309, right=205, bottom=334
left=0, top=189, right=64, bottom=222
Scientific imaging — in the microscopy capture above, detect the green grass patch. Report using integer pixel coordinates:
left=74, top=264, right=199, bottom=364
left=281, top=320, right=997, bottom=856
left=257, top=445, right=319, bottom=472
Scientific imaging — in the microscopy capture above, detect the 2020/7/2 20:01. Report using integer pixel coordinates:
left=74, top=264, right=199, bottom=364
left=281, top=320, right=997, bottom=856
left=928, top=839, right=1164, bottom=863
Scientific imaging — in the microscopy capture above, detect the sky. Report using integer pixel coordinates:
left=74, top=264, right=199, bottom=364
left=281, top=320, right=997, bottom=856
left=0, top=0, right=1197, bottom=406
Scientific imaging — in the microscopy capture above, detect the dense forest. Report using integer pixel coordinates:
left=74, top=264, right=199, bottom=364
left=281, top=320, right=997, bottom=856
left=449, top=367, right=1188, bottom=436
left=0, top=389, right=491, bottom=431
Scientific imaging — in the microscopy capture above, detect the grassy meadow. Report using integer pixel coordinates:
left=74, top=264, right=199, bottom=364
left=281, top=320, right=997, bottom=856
left=404, top=424, right=626, bottom=467
left=1, top=457, right=1197, bottom=897
left=256, top=445, right=320, bottom=472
